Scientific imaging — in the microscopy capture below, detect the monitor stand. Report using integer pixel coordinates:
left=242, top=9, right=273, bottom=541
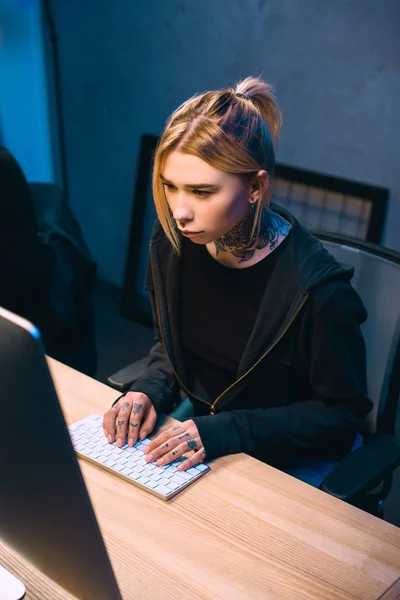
left=0, top=564, right=26, bottom=600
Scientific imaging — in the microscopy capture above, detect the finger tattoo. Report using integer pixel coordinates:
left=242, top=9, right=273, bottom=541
left=187, top=439, right=197, bottom=450
left=117, top=419, right=125, bottom=427
left=162, top=443, right=169, bottom=449
left=178, top=433, right=189, bottom=440
left=122, top=401, right=130, bottom=409
left=130, top=422, right=138, bottom=428
left=172, top=425, right=181, bottom=431
left=133, top=403, right=142, bottom=415
left=172, top=450, right=178, bottom=456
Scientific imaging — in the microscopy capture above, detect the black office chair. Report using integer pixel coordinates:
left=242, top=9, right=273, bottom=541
left=313, top=233, right=400, bottom=516
left=0, top=148, right=97, bottom=376
left=108, top=234, right=400, bottom=517
left=28, top=182, right=98, bottom=376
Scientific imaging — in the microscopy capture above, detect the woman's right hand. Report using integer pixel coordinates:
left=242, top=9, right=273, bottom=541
left=103, top=391, right=157, bottom=448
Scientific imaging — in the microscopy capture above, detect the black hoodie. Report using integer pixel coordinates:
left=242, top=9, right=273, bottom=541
left=129, top=206, right=372, bottom=468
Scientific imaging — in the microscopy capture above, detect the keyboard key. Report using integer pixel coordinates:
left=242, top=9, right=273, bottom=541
left=174, top=471, right=194, bottom=481
left=95, top=438, right=108, bottom=447
left=167, top=481, right=181, bottom=491
left=121, top=467, right=133, bottom=475
left=147, top=480, right=161, bottom=489
left=109, top=449, right=122, bottom=458
left=158, top=464, right=174, bottom=472
left=154, top=484, right=172, bottom=496
left=196, top=464, right=209, bottom=472
left=170, top=475, right=189, bottom=486
left=186, top=467, right=201, bottom=476
left=143, top=470, right=155, bottom=479
left=130, top=469, right=142, bottom=478
left=157, top=478, right=172, bottom=488
left=137, top=475, right=150, bottom=485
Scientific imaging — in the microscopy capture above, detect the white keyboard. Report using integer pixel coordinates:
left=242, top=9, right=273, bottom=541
left=68, top=414, right=210, bottom=500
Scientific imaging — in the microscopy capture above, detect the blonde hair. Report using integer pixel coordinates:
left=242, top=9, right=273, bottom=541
left=152, top=76, right=283, bottom=252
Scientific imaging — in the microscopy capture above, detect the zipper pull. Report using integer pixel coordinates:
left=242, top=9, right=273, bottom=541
left=210, top=407, right=215, bottom=416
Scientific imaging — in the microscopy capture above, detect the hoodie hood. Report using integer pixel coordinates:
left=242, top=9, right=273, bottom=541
left=271, top=204, right=354, bottom=293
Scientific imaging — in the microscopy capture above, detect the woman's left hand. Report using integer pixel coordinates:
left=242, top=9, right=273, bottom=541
left=143, top=419, right=206, bottom=471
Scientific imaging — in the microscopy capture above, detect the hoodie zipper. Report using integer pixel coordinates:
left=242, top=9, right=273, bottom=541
left=150, top=246, right=308, bottom=415
left=209, top=294, right=308, bottom=414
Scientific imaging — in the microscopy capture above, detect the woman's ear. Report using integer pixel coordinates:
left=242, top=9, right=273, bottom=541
left=250, top=170, right=270, bottom=202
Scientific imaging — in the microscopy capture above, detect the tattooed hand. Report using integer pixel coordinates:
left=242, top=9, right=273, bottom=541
left=103, top=392, right=157, bottom=448
left=143, top=419, right=206, bottom=472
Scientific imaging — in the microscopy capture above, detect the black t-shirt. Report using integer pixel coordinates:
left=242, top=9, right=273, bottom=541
left=180, top=236, right=289, bottom=402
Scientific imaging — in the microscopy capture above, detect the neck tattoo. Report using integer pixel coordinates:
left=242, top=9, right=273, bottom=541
left=213, top=205, right=290, bottom=263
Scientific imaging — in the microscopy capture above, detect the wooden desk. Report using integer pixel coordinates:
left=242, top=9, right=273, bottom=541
left=1, top=358, right=399, bottom=600
left=378, top=577, right=400, bottom=599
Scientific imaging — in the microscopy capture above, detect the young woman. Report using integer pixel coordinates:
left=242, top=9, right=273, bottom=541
left=103, top=77, right=371, bottom=483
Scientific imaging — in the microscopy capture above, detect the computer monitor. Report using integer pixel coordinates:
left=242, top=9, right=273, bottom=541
left=0, top=306, right=122, bottom=600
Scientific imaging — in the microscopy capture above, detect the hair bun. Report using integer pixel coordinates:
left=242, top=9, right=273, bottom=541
left=234, top=76, right=282, bottom=142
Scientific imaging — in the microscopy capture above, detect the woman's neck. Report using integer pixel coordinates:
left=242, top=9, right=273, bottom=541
left=206, top=206, right=291, bottom=269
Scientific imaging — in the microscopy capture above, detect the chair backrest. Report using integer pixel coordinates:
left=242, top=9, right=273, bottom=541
left=316, top=233, right=400, bottom=437
left=28, top=182, right=93, bottom=261
left=28, top=182, right=98, bottom=376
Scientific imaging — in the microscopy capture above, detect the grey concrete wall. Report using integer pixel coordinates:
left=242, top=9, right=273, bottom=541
left=51, top=0, right=400, bottom=285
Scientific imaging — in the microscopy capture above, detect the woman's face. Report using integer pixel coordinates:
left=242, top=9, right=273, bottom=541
left=161, top=151, right=252, bottom=244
